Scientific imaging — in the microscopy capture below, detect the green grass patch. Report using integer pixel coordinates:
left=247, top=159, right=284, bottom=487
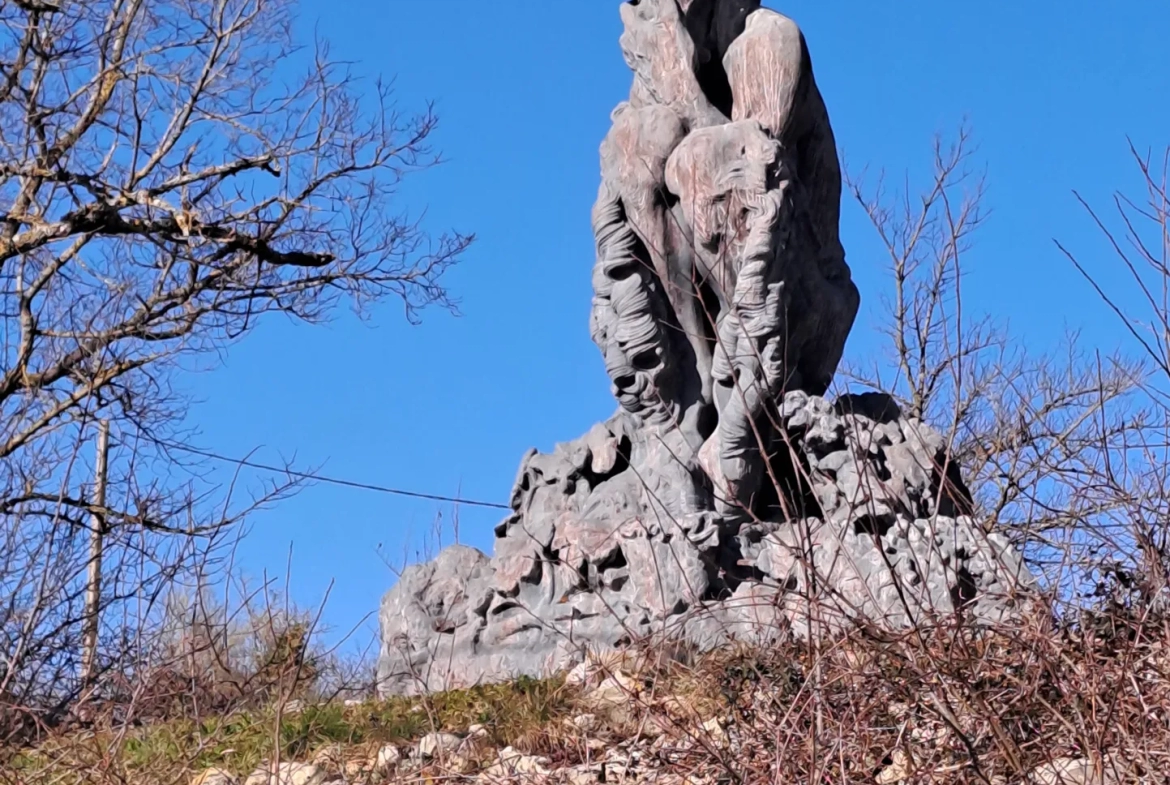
left=7, top=675, right=574, bottom=783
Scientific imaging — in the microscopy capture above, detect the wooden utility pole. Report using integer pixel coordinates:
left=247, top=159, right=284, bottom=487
left=81, top=419, right=109, bottom=687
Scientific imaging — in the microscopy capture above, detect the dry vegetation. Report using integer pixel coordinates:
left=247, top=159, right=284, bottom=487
left=5, top=136, right=1167, bottom=783
left=7, top=611, right=1170, bottom=783
left=2, top=0, right=1170, bottom=783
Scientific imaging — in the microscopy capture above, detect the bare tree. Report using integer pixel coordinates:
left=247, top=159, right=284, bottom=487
left=0, top=0, right=469, bottom=737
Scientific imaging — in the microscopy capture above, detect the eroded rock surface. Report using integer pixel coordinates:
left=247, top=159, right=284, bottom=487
left=378, top=1, right=1033, bottom=696
left=378, top=394, right=1033, bottom=695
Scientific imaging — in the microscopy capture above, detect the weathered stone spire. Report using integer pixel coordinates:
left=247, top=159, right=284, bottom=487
left=377, top=2, right=1032, bottom=696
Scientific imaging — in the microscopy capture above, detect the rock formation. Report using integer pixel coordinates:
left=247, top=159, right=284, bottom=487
left=378, top=0, right=1034, bottom=696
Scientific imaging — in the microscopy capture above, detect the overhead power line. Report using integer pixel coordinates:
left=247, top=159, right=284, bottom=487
left=165, top=442, right=511, bottom=510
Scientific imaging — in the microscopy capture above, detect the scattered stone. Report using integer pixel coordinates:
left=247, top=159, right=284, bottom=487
left=374, top=744, right=401, bottom=772
left=566, top=713, right=598, bottom=732
left=566, top=649, right=649, bottom=690
left=657, top=695, right=693, bottom=721
left=641, top=713, right=671, bottom=737
left=243, top=763, right=326, bottom=785
left=1029, top=755, right=1133, bottom=785
left=415, top=731, right=464, bottom=759
left=700, top=717, right=728, bottom=748
left=562, top=765, right=602, bottom=785
left=565, top=659, right=591, bottom=689
left=482, top=746, right=551, bottom=780
left=910, top=723, right=950, bottom=745
left=876, top=749, right=912, bottom=784
left=341, top=759, right=369, bottom=780
left=191, top=769, right=236, bottom=785
left=309, top=745, right=342, bottom=770
left=443, top=753, right=473, bottom=774
left=582, top=670, right=642, bottom=710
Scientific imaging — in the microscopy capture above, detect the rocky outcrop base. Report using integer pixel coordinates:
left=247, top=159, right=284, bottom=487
left=378, top=393, right=1033, bottom=696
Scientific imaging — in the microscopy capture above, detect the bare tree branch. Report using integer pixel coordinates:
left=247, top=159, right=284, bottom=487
left=0, top=0, right=469, bottom=735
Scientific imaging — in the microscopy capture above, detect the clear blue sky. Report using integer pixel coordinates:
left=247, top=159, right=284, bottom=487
left=182, top=1, right=1170, bottom=646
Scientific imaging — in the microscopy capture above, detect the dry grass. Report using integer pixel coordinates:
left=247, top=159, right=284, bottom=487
left=5, top=675, right=575, bottom=784
left=8, top=599, right=1169, bottom=784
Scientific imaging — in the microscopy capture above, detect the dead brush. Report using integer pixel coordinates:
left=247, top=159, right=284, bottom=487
left=643, top=604, right=1167, bottom=783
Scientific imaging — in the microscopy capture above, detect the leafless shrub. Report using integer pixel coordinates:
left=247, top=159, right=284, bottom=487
left=842, top=128, right=1161, bottom=603
left=1056, top=143, right=1170, bottom=606
left=644, top=614, right=1170, bottom=784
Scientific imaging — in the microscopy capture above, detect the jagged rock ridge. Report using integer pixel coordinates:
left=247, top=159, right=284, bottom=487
left=377, top=0, right=1033, bottom=696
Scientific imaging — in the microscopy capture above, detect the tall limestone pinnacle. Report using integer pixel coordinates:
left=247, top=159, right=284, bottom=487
left=377, top=0, right=1033, bottom=696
